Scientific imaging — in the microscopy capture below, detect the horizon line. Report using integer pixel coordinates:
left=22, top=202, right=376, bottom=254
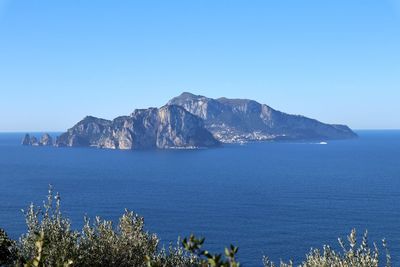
left=1, top=129, right=400, bottom=133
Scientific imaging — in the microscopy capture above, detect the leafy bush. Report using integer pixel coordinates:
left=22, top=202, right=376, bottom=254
left=0, top=187, right=393, bottom=266
left=16, top=187, right=191, bottom=267
left=0, top=228, right=18, bottom=266
left=76, top=210, right=158, bottom=266
left=20, top=189, right=78, bottom=266
left=263, top=229, right=391, bottom=267
left=181, top=235, right=239, bottom=267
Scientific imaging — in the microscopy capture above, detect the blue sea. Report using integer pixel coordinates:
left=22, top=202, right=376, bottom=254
left=0, top=131, right=399, bottom=266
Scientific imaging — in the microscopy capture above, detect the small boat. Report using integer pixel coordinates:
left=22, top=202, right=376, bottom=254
left=319, top=141, right=328, bottom=145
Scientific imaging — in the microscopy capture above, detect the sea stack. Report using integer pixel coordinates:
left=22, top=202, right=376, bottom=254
left=22, top=133, right=53, bottom=146
left=40, top=133, right=53, bottom=146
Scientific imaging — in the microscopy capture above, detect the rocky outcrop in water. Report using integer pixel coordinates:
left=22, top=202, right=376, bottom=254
left=55, top=105, right=220, bottom=149
left=22, top=133, right=53, bottom=146
left=40, top=133, right=53, bottom=146
left=168, top=92, right=357, bottom=142
left=22, top=134, right=33, bottom=145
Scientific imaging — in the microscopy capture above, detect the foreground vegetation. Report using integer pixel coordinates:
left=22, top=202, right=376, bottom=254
left=0, top=188, right=392, bottom=267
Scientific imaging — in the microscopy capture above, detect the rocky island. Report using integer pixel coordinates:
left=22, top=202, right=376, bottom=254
left=22, top=92, right=357, bottom=150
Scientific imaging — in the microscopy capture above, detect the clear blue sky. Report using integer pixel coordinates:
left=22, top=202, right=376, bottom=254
left=0, top=0, right=399, bottom=131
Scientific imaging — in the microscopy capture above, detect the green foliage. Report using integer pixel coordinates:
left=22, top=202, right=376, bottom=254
left=19, top=187, right=78, bottom=266
left=263, top=229, right=391, bottom=267
left=12, top=186, right=202, bottom=267
left=181, top=235, right=240, bottom=267
left=76, top=210, right=158, bottom=266
left=23, top=230, right=73, bottom=267
left=145, top=238, right=198, bottom=267
left=0, top=228, right=18, bottom=266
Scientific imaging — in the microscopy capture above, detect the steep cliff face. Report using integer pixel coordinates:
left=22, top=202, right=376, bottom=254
left=156, top=105, right=219, bottom=148
left=168, top=92, right=357, bottom=142
left=55, top=105, right=219, bottom=149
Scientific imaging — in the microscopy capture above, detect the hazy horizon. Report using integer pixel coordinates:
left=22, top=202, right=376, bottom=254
left=1, top=0, right=399, bottom=131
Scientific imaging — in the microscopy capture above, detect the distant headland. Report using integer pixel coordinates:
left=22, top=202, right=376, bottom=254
left=22, top=92, right=357, bottom=150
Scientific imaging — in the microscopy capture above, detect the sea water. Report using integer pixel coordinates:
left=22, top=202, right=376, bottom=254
left=0, top=131, right=399, bottom=266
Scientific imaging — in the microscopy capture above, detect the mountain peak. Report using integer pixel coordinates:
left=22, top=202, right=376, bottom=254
left=172, top=92, right=208, bottom=102
left=179, top=92, right=197, bottom=97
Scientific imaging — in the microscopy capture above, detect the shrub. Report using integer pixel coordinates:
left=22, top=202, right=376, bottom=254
left=76, top=210, right=158, bottom=266
left=0, top=228, right=18, bottom=266
left=145, top=238, right=198, bottom=267
left=19, top=188, right=78, bottom=266
left=15, top=187, right=200, bottom=266
left=263, top=229, right=391, bottom=267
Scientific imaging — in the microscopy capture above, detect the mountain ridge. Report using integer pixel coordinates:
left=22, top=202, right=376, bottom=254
left=168, top=92, right=357, bottom=143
